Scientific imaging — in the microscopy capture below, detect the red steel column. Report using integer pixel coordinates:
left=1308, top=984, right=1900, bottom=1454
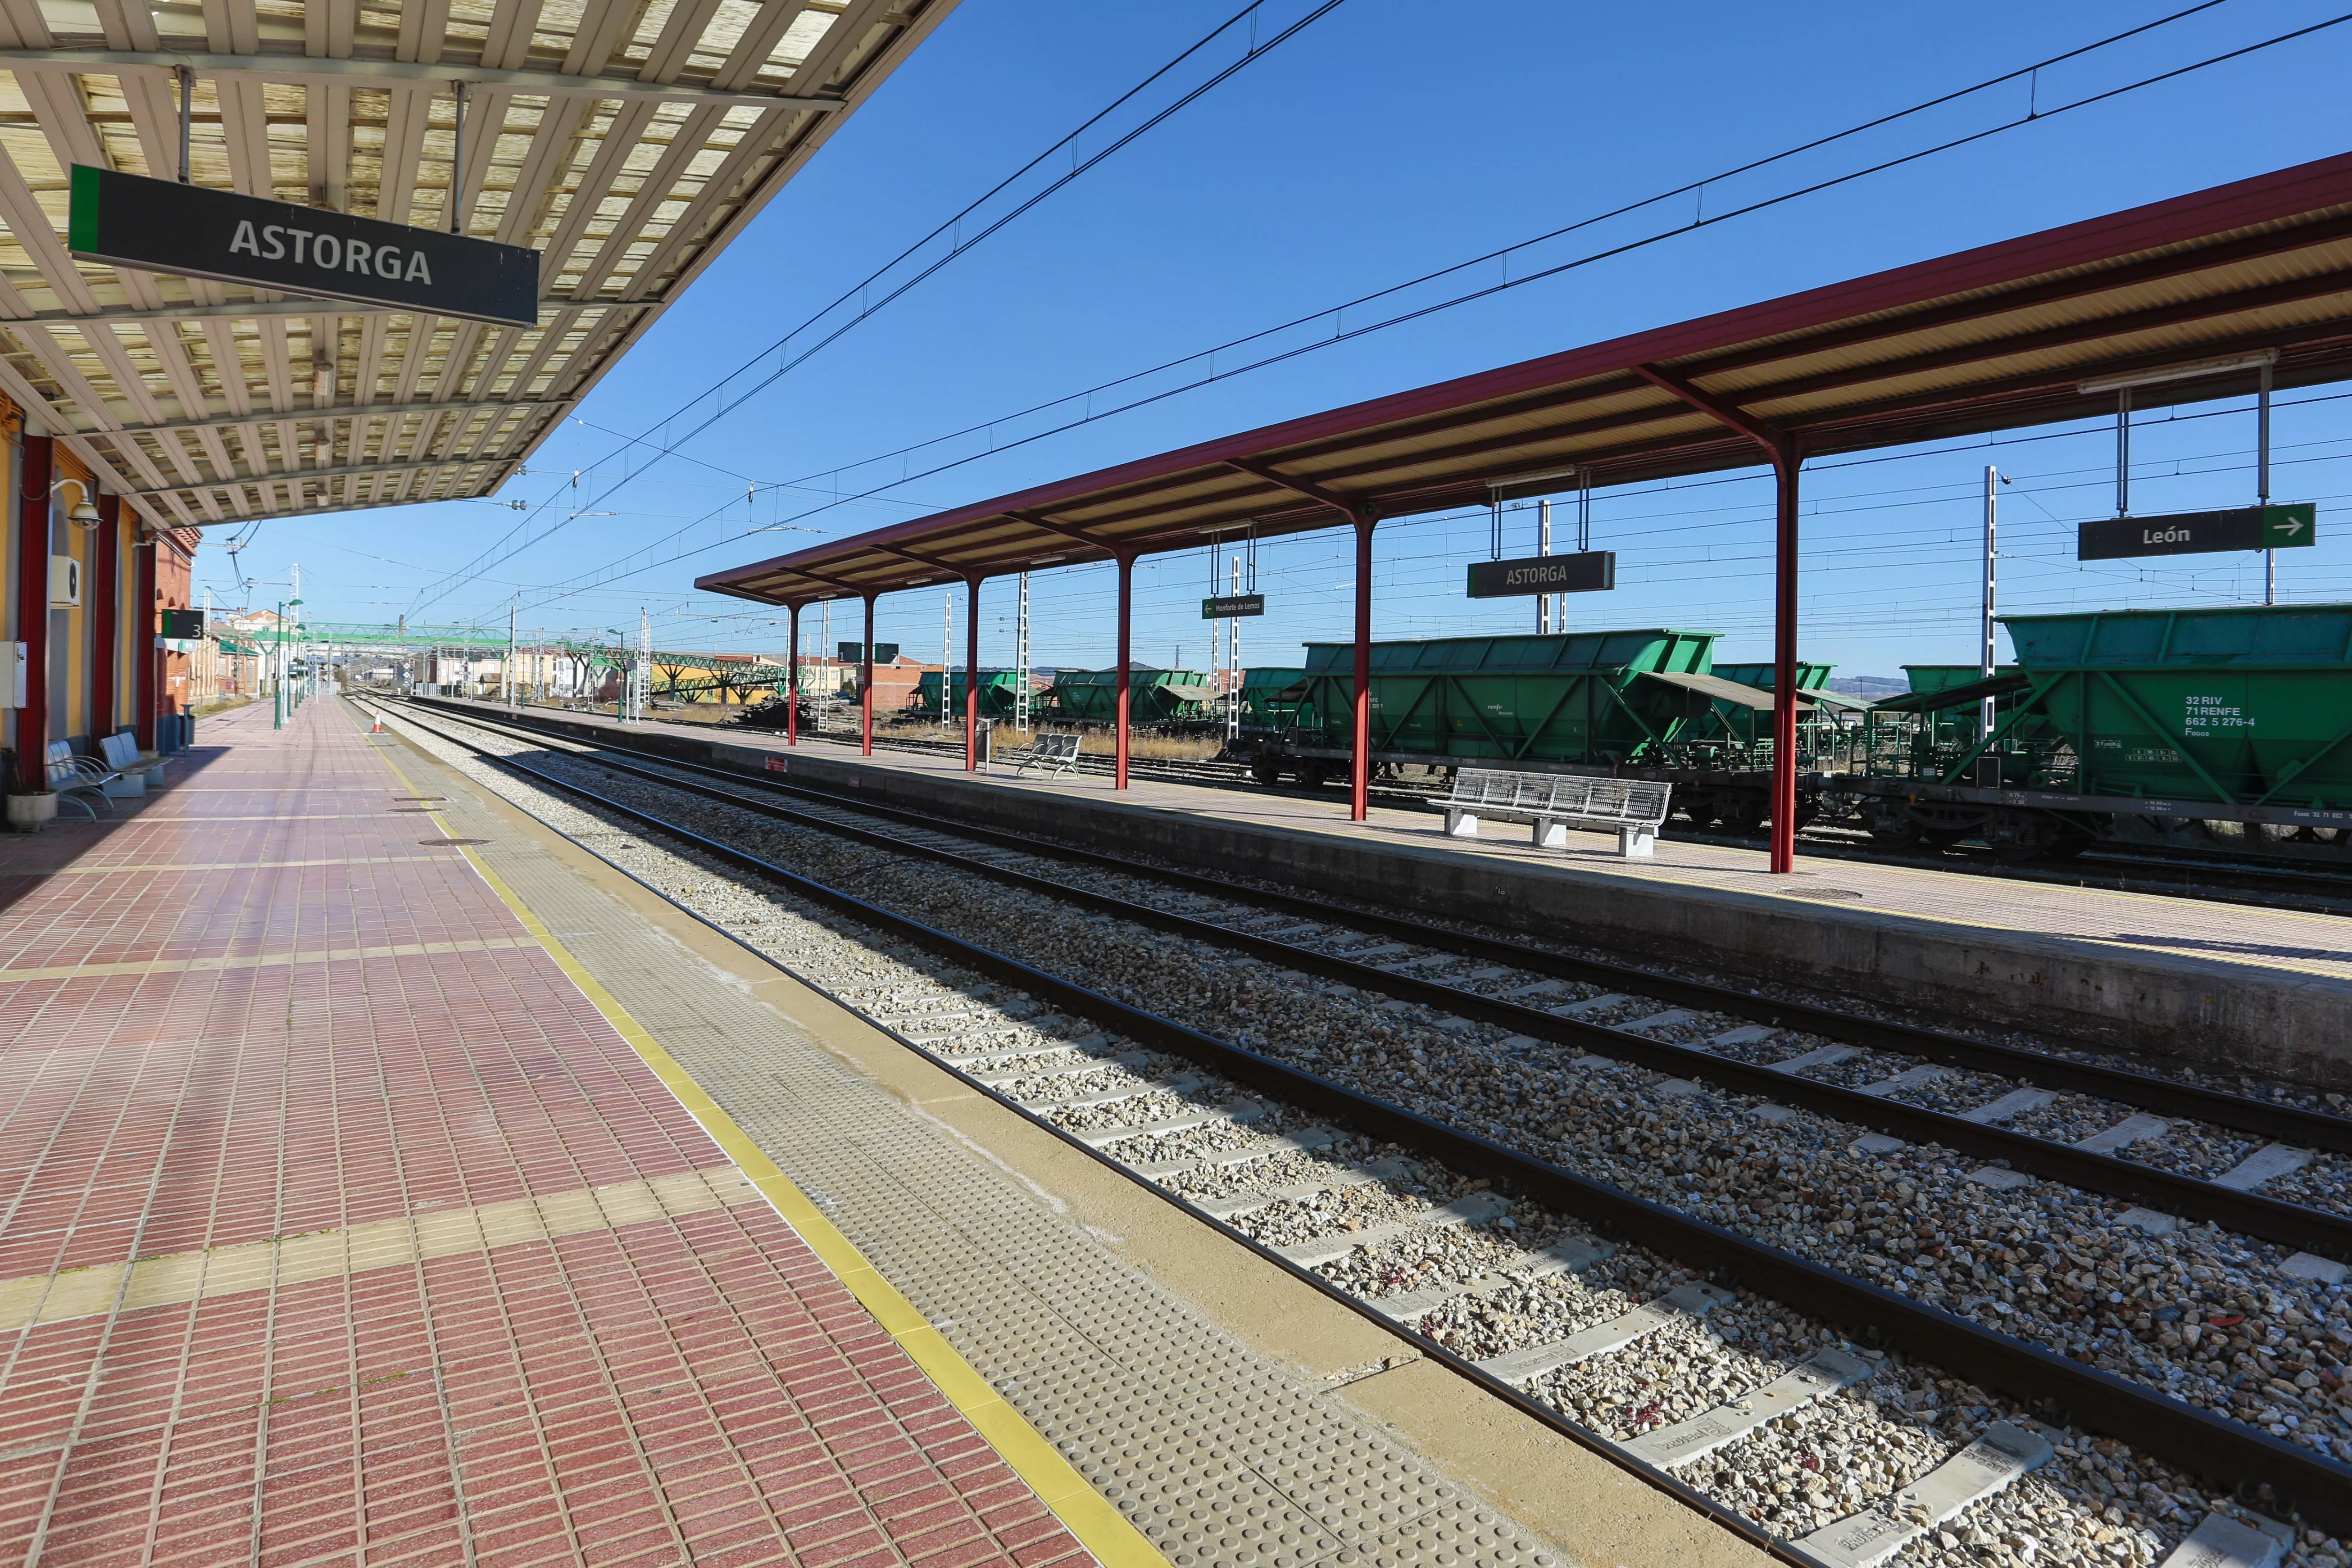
left=860, top=593, right=876, bottom=757
left=1770, top=448, right=1801, bottom=875
left=132, top=525, right=157, bottom=751
left=14, top=433, right=50, bottom=793
left=786, top=603, right=800, bottom=747
left=963, top=575, right=982, bottom=771
left=1114, top=553, right=1133, bottom=790
left=1351, top=513, right=1375, bottom=822
left=91, top=493, right=119, bottom=737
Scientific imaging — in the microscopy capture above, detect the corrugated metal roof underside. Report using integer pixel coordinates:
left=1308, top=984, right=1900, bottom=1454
left=699, top=155, right=2352, bottom=607
left=0, top=0, right=954, bottom=527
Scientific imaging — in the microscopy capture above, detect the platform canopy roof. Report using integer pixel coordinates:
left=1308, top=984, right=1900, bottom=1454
left=0, top=0, right=952, bottom=529
left=700, top=153, right=2352, bottom=607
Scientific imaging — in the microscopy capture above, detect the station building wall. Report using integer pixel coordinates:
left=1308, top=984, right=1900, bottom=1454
left=4, top=406, right=203, bottom=799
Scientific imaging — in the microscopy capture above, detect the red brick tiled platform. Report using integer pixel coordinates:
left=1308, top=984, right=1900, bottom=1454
left=0, top=700, right=1098, bottom=1568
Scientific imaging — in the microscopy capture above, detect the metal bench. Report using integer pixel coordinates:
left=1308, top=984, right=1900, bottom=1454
left=44, top=741, right=119, bottom=818
left=1440, top=768, right=1672, bottom=858
left=1005, top=732, right=1082, bottom=776
left=96, top=731, right=172, bottom=797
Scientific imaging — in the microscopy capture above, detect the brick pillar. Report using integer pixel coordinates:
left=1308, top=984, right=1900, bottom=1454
left=133, top=526, right=156, bottom=751
left=91, top=493, right=118, bottom=737
left=15, top=433, right=50, bottom=793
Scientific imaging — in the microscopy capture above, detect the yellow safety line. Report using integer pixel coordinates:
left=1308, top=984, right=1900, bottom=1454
left=367, top=709, right=1167, bottom=1568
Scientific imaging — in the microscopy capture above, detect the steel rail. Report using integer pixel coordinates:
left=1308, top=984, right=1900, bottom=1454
left=376, top=696, right=2352, bottom=1538
left=408, top=698, right=2352, bottom=1262
left=413, top=698, right=2352, bottom=1156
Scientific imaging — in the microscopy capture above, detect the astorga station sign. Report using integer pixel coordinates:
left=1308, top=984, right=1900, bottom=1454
left=1466, top=550, right=1616, bottom=598
left=68, top=166, right=540, bottom=329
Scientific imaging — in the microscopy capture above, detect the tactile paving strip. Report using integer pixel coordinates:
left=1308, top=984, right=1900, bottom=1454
left=413, top=732, right=1568, bottom=1568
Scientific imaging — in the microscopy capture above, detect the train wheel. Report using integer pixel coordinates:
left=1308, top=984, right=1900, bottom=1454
left=1860, top=800, right=1921, bottom=847
left=1919, top=829, right=1971, bottom=850
left=1249, top=757, right=1281, bottom=786
left=1717, top=795, right=1766, bottom=836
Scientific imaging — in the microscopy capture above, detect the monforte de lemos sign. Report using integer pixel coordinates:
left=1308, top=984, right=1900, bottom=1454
left=68, top=165, right=539, bottom=329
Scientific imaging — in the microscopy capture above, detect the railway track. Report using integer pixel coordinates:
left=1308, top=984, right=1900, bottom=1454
left=729, top=716, right=2352, bottom=910
left=376, top=697, right=2352, bottom=1568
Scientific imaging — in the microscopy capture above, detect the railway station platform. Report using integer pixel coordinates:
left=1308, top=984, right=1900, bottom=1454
left=454, top=703, right=2352, bottom=1092
left=0, top=698, right=1745, bottom=1568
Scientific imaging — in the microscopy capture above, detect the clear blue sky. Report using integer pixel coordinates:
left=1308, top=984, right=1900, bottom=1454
left=216, top=0, right=2352, bottom=682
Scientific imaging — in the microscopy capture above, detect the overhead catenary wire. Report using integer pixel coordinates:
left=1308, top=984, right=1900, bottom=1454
left=409, top=0, right=1357, bottom=615
left=493, top=3, right=2349, bottom=617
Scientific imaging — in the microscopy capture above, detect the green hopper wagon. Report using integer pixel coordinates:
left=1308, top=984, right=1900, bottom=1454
left=1282, top=630, right=1720, bottom=764
left=1998, top=602, right=2352, bottom=810
left=1047, top=668, right=1214, bottom=725
left=1237, top=667, right=1307, bottom=731
left=913, top=669, right=1026, bottom=719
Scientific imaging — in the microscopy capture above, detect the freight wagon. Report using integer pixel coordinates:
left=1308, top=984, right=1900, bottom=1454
left=1045, top=668, right=1215, bottom=725
left=1230, top=605, right=2352, bottom=863
left=913, top=668, right=1028, bottom=719
left=1232, top=629, right=1837, bottom=831
left=1831, top=603, right=2352, bottom=861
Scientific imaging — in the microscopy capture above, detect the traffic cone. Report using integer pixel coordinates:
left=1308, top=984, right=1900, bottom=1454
left=370, top=714, right=384, bottom=734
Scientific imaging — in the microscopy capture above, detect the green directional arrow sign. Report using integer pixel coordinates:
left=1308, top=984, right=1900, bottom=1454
left=2264, top=502, right=2318, bottom=548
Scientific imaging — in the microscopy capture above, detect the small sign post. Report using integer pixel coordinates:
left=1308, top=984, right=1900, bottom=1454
left=68, top=165, right=539, bottom=329
left=1466, top=551, right=1616, bottom=599
left=1200, top=594, right=1266, bottom=620
left=2077, top=503, right=2316, bottom=562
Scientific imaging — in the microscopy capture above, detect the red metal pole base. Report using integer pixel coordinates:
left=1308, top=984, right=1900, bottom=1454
left=786, top=603, right=800, bottom=748
left=964, top=576, right=981, bottom=771
left=861, top=594, right=876, bottom=758
left=1351, top=515, right=1374, bottom=821
left=1771, top=450, right=1801, bottom=874
left=1115, top=554, right=1133, bottom=790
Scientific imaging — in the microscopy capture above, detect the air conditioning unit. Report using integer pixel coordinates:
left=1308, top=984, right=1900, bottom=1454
left=48, top=555, right=79, bottom=608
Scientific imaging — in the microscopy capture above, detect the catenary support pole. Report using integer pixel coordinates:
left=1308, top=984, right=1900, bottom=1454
left=1771, top=449, right=1801, bottom=875
left=1115, top=553, right=1134, bottom=789
left=92, top=493, right=119, bottom=738
left=786, top=603, right=800, bottom=747
left=1981, top=465, right=1999, bottom=738
left=963, top=575, right=982, bottom=771
left=1352, top=512, right=1375, bottom=823
left=14, top=431, right=50, bottom=793
left=860, top=594, right=876, bottom=757
left=2116, top=387, right=2132, bottom=516
left=2260, top=358, right=2275, bottom=605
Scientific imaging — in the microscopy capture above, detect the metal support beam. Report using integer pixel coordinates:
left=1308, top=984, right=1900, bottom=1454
left=787, top=603, right=800, bottom=748
left=1771, top=458, right=1802, bottom=874
left=1635, top=363, right=1803, bottom=873
left=0, top=50, right=851, bottom=111
left=1224, top=458, right=1380, bottom=821
left=13, top=299, right=642, bottom=326
left=964, top=575, right=982, bottom=773
left=97, top=397, right=566, bottom=441
left=1003, top=509, right=1110, bottom=554
left=1115, top=553, right=1133, bottom=790
left=861, top=593, right=876, bottom=757
left=134, top=453, right=508, bottom=500
left=1351, top=513, right=1376, bottom=822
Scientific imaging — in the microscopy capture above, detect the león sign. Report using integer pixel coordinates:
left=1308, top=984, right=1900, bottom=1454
left=68, top=165, right=540, bottom=329
left=2077, top=503, right=2316, bottom=561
